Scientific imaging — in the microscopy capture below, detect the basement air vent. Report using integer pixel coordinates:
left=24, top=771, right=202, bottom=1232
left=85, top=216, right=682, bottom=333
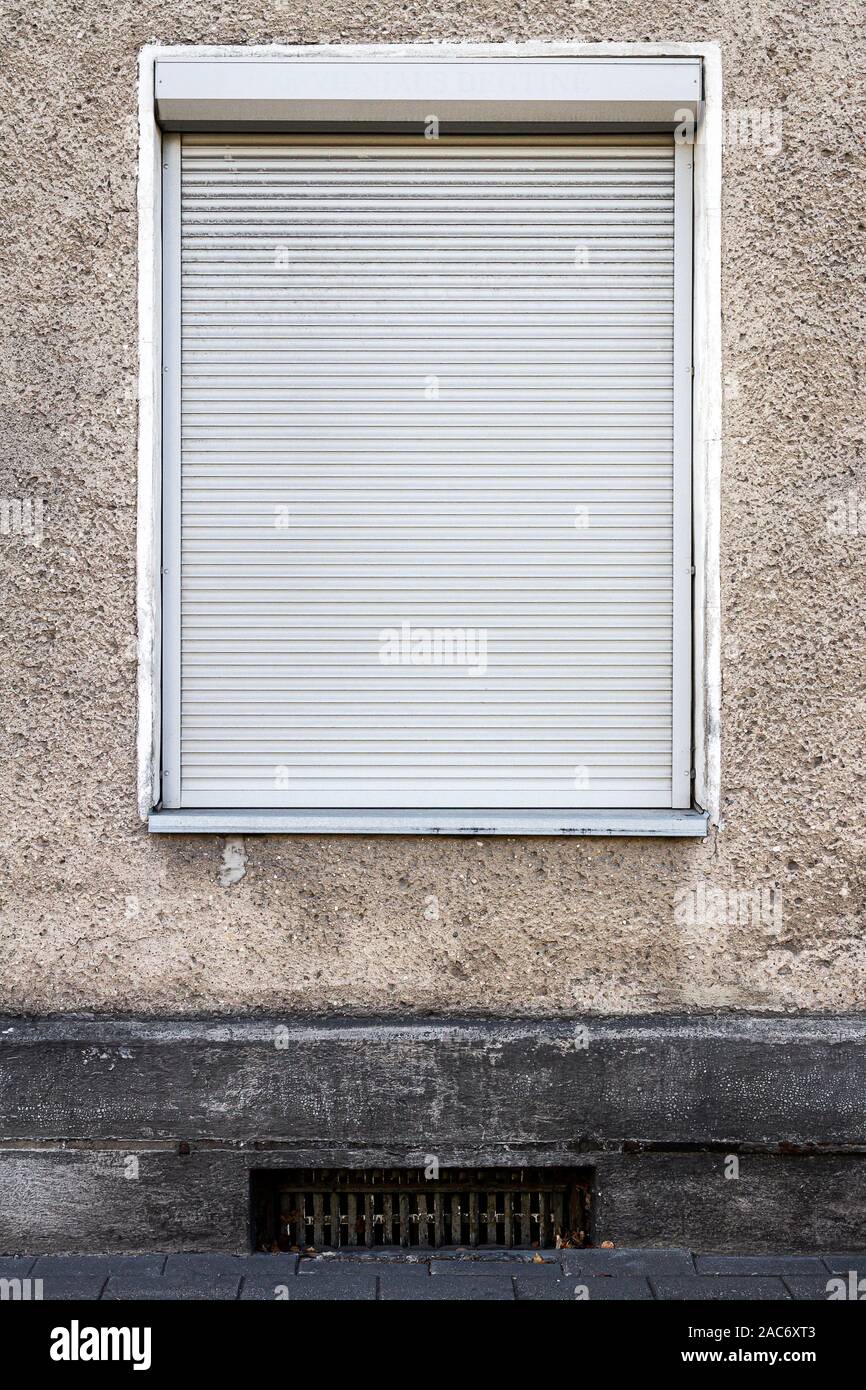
left=252, top=1168, right=589, bottom=1251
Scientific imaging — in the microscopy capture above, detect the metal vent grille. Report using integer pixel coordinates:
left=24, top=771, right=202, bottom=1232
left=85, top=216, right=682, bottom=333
left=253, top=1168, right=589, bottom=1251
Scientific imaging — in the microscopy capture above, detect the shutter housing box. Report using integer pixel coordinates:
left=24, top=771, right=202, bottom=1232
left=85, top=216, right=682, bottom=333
left=155, top=56, right=701, bottom=130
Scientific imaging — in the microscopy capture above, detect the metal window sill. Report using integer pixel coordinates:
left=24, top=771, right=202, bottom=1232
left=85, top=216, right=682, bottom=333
left=148, top=808, right=709, bottom=837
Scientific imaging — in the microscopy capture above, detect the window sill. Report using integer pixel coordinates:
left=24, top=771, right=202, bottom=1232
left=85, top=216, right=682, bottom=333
left=147, top=808, right=709, bottom=837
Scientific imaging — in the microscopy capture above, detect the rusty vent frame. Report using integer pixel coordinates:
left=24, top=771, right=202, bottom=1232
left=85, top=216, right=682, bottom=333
left=253, top=1168, right=589, bottom=1251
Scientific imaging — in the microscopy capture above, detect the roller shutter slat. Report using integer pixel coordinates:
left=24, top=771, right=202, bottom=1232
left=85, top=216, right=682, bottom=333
left=174, top=136, right=682, bottom=808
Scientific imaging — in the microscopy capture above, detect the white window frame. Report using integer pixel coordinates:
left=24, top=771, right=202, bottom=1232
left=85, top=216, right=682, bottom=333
left=137, top=42, right=722, bottom=837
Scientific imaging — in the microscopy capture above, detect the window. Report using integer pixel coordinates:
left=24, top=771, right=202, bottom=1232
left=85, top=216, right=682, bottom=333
left=140, top=47, right=721, bottom=835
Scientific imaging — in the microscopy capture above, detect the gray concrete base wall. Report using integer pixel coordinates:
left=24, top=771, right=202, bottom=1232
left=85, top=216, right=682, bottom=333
left=1, top=1015, right=863, bottom=1253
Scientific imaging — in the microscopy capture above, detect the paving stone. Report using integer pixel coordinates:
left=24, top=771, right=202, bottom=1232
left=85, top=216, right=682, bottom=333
left=517, top=1275, right=653, bottom=1301
left=563, top=1248, right=695, bottom=1276
left=297, top=1259, right=394, bottom=1276
left=41, top=1276, right=109, bottom=1300
left=242, top=1253, right=300, bottom=1277
left=430, top=1257, right=558, bottom=1276
left=816, top=1269, right=866, bottom=1298
left=297, top=1256, right=425, bottom=1274
left=379, top=1273, right=515, bottom=1300
left=653, top=1277, right=790, bottom=1301
left=0, top=1257, right=36, bottom=1277
left=242, top=1272, right=376, bottom=1300
left=104, top=1276, right=241, bottom=1301
left=822, top=1254, right=866, bottom=1275
left=784, top=1276, right=839, bottom=1301
left=163, top=1254, right=244, bottom=1277
left=240, top=1278, right=299, bottom=1301
left=695, top=1255, right=827, bottom=1277
left=33, top=1255, right=165, bottom=1278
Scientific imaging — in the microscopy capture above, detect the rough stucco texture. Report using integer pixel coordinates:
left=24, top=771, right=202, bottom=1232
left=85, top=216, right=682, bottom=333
left=1, top=3, right=864, bottom=1016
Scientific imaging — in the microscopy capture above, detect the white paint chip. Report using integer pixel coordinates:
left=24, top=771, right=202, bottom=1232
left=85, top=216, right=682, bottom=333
left=219, top=837, right=247, bottom=887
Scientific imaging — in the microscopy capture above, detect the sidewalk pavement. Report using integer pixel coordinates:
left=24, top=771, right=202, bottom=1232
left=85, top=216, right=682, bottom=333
left=2, top=1249, right=863, bottom=1300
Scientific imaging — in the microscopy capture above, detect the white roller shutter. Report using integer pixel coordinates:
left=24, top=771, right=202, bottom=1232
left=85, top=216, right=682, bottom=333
left=162, top=134, right=692, bottom=811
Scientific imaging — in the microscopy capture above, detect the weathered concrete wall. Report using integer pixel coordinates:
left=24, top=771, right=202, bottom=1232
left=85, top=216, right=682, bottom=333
left=1, top=3, right=863, bottom=1016
left=1, top=1016, right=864, bottom=1253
